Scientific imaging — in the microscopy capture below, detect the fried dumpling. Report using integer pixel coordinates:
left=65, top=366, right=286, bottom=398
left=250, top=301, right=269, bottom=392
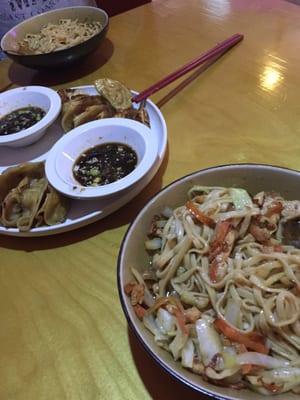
left=59, top=79, right=151, bottom=132
left=57, top=88, right=74, bottom=103
left=1, top=176, right=48, bottom=231
left=0, top=162, right=44, bottom=204
left=17, top=177, right=48, bottom=231
left=94, top=78, right=132, bottom=111
left=61, top=95, right=105, bottom=132
left=73, top=104, right=114, bottom=128
left=1, top=179, right=25, bottom=227
left=115, top=107, right=150, bottom=128
left=35, top=185, right=69, bottom=226
left=0, top=162, right=69, bottom=232
left=57, top=88, right=88, bottom=103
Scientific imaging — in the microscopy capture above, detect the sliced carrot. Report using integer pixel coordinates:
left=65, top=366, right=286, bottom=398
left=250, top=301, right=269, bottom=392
left=171, top=306, right=189, bottom=335
left=265, top=201, right=283, bottom=218
left=133, top=304, right=147, bottom=320
left=209, top=258, right=219, bottom=283
left=186, top=201, right=216, bottom=228
left=124, top=282, right=135, bottom=295
left=208, top=221, right=234, bottom=282
left=260, top=380, right=283, bottom=393
left=210, top=221, right=232, bottom=257
left=214, top=318, right=268, bottom=354
left=146, top=296, right=188, bottom=335
left=249, top=223, right=271, bottom=243
left=146, top=296, right=184, bottom=315
left=210, top=221, right=232, bottom=254
left=241, top=364, right=254, bottom=375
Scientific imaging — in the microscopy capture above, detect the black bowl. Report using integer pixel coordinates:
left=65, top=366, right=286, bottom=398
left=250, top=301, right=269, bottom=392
left=1, top=6, right=109, bottom=70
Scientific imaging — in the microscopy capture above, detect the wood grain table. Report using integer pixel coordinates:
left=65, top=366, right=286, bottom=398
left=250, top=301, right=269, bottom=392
left=1, top=0, right=300, bottom=399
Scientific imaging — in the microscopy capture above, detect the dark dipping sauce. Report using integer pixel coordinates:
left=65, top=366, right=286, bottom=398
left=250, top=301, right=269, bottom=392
left=0, top=106, right=46, bottom=136
left=73, top=142, right=138, bottom=187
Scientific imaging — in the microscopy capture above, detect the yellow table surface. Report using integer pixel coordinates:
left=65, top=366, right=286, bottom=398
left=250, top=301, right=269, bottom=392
left=1, top=0, right=300, bottom=399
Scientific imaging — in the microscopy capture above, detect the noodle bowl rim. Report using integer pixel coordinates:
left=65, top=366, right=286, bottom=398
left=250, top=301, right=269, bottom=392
left=117, top=163, right=300, bottom=400
left=1, top=6, right=109, bottom=59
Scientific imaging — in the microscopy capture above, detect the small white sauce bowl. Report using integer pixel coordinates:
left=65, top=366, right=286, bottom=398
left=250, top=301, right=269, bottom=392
left=45, top=118, right=159, bottom=200
left=0, top=86, right=61, bottom=147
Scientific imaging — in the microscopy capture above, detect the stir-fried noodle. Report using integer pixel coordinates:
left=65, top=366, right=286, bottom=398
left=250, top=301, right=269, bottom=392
left=18, top=19, right=103, bottom=55
left=125, top=187, right=300, bottom=395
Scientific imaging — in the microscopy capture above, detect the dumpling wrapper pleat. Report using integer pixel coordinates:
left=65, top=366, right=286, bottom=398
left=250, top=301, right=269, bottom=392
left=73, top=104, right=114, bottom=128
left=94, top=78, right=132, bottom=111
left=36, top=185, right=69, bottom=226
left=0, top=162, right=69, bottom=232
left=61, top=95, right=105, bottom=132
left=16, top=177, right=48, bottom=231
left=0, top=162, right=44, bottom=204
left=1, top=176, right=47, bottom=230
left=1, top=178, right=27, bottom=227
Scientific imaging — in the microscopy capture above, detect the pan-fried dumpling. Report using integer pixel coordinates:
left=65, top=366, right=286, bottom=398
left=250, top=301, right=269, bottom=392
left=57, top=88, right=73, bottom=103
left=61, top=95, right=106, bottom=132
left=62, top=94, right=98, bottom=115
left=58, top=88, right=90, bottom=103
left=0, top=162, right=69, bottom=232
left=17, top=177, right=48, bottom=231
left=73, top=104, right=114, bottom=128
left=94, top=78, right=132, bottom=111
left=0, top=162, right=44, bottom=205
left=59, top=78, right=151, bottom=132
left=1, top=179, right=25, bottom=227
left=115, top=107, right=150, bottom=128
left=35, top=185, right=69, bottom=226
left=1, top=176, right=48, bottom=231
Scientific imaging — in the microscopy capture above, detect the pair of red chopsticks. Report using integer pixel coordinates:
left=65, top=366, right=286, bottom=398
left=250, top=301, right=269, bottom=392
left=132, top=33, right=244, bottom=104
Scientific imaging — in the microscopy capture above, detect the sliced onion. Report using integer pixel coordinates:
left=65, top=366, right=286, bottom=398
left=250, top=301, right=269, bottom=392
left=206, top=366, right=240, bottom=380
left=156, top=307, right=176, bottom=334
left=161, top=206, right=173, bottom=218
left=175, top=219, right=184, bottom=240
left=143, top=314, right=168, bottom=341
left=222, top=347, right=238, bottom=369
left=236, top=352, right=291, bottom=369
left=181, top=338, right=195, bottom=369
left=169, top=322, right=188, bottom=360
left=145, top=238, right=162, bottom=250
left=262, top=367, right=300, bottom=382
left=195, top=317, right=222, bottom=366
left=224, top=298, right=241, bottom=327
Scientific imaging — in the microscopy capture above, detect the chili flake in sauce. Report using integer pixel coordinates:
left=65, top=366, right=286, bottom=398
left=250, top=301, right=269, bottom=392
left=73, top=142, right=138, bottom=187
left=0, top=106, right=46, bottom=136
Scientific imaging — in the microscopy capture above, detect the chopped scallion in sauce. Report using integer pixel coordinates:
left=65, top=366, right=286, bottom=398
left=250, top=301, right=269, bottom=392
left=0, top=106, right=46, bottom=136
left=73, top=142, right=138, bottom=187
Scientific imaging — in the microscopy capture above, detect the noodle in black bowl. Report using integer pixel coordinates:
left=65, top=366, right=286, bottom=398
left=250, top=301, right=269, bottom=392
left=118, top=164, right=300, bottom=400
left=0, top=6, right=108, bottom=69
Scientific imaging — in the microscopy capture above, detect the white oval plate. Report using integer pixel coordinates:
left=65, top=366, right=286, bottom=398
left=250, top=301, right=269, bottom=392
left=0, top=86, right=167, bottom=236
